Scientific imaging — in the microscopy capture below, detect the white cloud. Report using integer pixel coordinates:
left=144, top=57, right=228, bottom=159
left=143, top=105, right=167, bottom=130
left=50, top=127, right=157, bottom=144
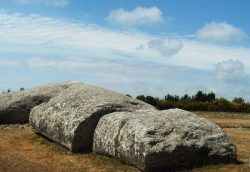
left=0, top=57, right=216, bottom=98
left=15, top=0, right=70, bottom=6
left=172, top=41, right=250, bottom=72
left=0, top=11, right=145, bottom=53
left=196, top=21, right=247, bottom=42
left=107, top=6, right=164, bottom=26
left=216, top=59, right=246, bottom=82
left=1, top=11, right=250, bottom=71
left=1, top=11, right=250, bottom=100
left=147, top=39, right=183, bottom=57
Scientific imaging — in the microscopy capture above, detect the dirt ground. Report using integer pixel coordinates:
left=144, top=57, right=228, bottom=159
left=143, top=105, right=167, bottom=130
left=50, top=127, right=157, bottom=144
left=0, top=112, right=250, bottom=172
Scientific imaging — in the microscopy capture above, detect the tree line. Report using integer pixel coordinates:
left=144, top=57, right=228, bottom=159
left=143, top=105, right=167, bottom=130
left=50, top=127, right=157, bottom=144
left=136, top=91, right=250, bottom=113
left=2, top=88, right=248, bottom=113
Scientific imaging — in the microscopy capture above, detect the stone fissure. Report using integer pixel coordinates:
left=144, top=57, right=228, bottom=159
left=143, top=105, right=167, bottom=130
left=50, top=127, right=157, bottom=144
left=114, top=119, right=129, bottom=157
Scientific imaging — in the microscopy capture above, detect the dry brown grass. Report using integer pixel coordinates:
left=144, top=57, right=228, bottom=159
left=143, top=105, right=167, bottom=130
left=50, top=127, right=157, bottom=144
left=190, top=128, right=250, bottom=172
left=0, top=125, right=137, bottom=172
left=0, top=111, right=249, bottom=172
left=191, top=111, right=250, bottom=172
left=194, top=111, right=250, bottom=128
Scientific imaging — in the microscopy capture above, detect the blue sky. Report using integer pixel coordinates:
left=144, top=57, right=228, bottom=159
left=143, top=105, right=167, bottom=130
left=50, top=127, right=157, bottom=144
left=1, top=0, right=250, bottom=101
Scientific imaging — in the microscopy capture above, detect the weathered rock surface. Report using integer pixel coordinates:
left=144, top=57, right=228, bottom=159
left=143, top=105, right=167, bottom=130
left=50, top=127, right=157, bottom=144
left=0, top=82, right=78, bottom=124
left=29, top=84, right=155, bottom=152
left=93, top=109, right=237, bottom=171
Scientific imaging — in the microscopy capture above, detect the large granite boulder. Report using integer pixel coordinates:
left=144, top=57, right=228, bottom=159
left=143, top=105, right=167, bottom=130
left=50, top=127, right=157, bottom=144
left=0, top=82, right=79, bottom=124
left=29, top=84, right=155, bottom=152
left=93, top=109, right=237, bottom=171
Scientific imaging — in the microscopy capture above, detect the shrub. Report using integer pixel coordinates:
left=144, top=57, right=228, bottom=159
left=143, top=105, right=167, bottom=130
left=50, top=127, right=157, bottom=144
left=136, top=91, right=250, bottom=113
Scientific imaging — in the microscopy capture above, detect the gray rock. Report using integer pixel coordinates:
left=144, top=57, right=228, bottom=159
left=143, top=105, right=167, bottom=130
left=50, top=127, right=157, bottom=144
left=93, top=109, right=237, bottom=171
left=0, top=82, right=79, bottom=124
left=29, top=84, right=155, bottom=152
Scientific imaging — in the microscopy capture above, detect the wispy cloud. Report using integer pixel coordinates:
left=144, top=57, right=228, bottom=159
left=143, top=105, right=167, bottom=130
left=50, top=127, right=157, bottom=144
left=107, top=6, right=164, bottom=26
left=15, top=0, right=70, bottom=6
left=196, top=21, right=247, bottom=43
left=0, top=56, right=217, bottom=97
left=0, top=11, right=144, bottom=53
left=1, top=11, right=250, bottom=71
left=1, top=11, right=250, bottom=100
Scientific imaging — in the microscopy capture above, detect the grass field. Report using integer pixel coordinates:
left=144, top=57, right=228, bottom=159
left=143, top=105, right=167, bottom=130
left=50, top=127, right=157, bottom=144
left=191, top=112, right=250, bottom=172
left=0, top=112, right=249, bottom=172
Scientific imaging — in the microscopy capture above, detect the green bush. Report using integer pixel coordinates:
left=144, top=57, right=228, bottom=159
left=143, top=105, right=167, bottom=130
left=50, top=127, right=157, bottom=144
left=136, top=92, right=250, bottom=113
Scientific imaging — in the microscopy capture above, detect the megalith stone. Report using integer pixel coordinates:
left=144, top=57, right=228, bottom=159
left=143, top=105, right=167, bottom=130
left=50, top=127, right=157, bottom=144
left=93, top=109, right=237, bottom=171
left=29, top=84, right=155, bottom=152
left=0, top=82, right=79, bottom=124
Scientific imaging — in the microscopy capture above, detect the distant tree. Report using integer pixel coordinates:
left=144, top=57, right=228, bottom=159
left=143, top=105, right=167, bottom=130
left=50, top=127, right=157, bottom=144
left=193, top=91, right=216, bottom=102
left=20, top=87, right=25, bottom=91
left=136, top=92, right=250, bottom=112
left=165, top=94, right=173, bottom=101
left=193, top=90, right=206, bottom=102
left=174, top=95, right=179, bottom=102
left=145, top=96, right=157, bottom=105
left=165, top=94, right=179, bottom=102
left=137, top=95, right=160, bottom=107
left=181, top=94, right=191, bottom=101
left=136, top=95, right=146, bottom=101
left=2, top=88, right=11, bottom=94
left=207, top=92, right=216, bottom=102
left=232, top=97, right=244, bottom=104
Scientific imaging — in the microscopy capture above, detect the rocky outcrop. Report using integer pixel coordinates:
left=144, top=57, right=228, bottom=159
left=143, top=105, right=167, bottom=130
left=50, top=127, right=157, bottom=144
left=2, top=81, right=237, bottom=170
left=29, top=84, right=155, bottom=152
left=93, top=109, right=237, bottom=171
left=0, top=82, right=79, bottom=124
